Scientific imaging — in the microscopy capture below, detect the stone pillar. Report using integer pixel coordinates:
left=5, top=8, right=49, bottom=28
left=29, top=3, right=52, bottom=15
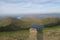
left=29, top=28, right=37, bottom=40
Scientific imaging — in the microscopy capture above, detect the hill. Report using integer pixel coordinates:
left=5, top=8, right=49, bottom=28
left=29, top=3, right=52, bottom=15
left=0, top=17, right=30, bottom=31
left=21, top=16, right=60, bottom=27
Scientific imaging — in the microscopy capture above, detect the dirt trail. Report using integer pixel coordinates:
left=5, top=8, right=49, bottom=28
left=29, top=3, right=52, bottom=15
left=29, top=28, right=43, bottom=40
left=29, top=28, right=37, bottom=40
left=37, top=32, right=43, bottom=40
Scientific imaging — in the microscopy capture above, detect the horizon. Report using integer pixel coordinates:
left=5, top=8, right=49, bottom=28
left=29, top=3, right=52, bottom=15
left=0, top=13, right=60, bottom=17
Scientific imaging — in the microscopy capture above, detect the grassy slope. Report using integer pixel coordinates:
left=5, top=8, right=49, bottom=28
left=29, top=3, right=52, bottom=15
left=43, top=25, right=60, bottom=40
left=0, top=30, right=29, bottom=40
left=0, top=26, right=60, bottom=40
left=44, top=25, right=60, bottom=30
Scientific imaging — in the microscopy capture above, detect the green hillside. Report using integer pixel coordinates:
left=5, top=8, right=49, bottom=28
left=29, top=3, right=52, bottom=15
left=0, top=17, right=31, bottom=31
left=0, top=16, right=60, bottom=31
left=21, top=17, right=60, bottom=27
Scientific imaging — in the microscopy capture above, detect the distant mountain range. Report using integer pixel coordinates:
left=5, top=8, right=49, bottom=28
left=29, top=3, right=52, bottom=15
left=24, top=13, right=60, bottom=18
left=0, top=13, right=60, bottom=18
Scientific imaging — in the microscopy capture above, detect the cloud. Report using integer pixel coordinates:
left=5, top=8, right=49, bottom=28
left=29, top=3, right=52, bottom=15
left=0, top=0, right=30, bottom=3
left=0, top=0, right=60, bottom=14
left=0, top=0, right=60, bottom=4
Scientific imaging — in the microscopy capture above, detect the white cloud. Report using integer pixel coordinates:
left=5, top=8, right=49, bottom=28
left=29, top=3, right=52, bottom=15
left=0, top=0, right=60, bottom=14
left=52, top=0, right=60, bottom=2
left=31, top=0, right=49, bottom=3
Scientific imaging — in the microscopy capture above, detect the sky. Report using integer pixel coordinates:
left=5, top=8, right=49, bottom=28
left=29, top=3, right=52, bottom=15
left=0, top=0, right=60, bottom=14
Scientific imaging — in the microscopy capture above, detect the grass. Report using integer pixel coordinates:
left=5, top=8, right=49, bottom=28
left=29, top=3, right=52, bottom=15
left=0, top=25, right=60, bottom=40
left=43, top=25, right=60, bottom=40
left=43, top=25, right=60, bottom=30
left=0, top=30, right=29, bottom=40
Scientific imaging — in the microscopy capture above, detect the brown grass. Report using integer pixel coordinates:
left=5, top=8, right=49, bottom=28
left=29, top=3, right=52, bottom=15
left=0, top=30, right=29, bottom=40
left=43, top=29, right=60, bottom=40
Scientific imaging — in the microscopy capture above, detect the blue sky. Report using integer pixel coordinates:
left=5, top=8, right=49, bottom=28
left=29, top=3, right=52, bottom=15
left=0, top=0, right=60, bottom=14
